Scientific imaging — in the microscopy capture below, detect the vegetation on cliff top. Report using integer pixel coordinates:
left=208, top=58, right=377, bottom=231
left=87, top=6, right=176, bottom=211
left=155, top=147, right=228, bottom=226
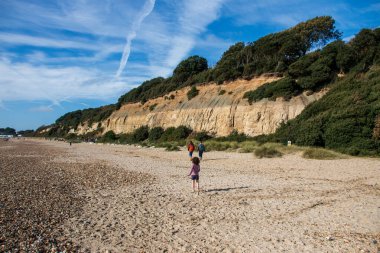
left=244, top=28, right=380, bottom=103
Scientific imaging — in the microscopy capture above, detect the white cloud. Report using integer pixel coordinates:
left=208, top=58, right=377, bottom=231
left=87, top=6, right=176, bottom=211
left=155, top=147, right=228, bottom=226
left=29, top=105, right=54, bottom=112
left=0, top=58, right=139, bottom=103
left=0, top=32, right=102, bottom=51
left=162, top=0, right=225, bottom=68
left=116, top=0, right=156, bottom=77
left=0, top=0, right=138, bottom=38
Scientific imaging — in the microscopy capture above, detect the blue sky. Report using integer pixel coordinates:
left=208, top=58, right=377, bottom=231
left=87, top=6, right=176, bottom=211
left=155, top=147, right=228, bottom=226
left=0, top=0, right=379, bottom=131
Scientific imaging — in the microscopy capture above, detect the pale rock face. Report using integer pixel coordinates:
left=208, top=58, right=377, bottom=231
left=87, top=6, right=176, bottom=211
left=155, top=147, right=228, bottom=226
left=75, top=77, right=326, bottom=136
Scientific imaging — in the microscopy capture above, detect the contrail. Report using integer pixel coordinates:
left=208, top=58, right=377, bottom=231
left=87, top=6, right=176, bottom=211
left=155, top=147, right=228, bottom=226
left=116, top=0, right=156, bottom=78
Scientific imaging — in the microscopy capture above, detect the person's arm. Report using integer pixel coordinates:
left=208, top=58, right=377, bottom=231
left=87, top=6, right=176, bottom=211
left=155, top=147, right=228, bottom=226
left=188, top=165, right=194, bottom=176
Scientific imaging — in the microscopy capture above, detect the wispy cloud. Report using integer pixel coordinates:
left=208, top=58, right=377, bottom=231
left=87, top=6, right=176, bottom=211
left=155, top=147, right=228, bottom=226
left=0, top=32, right=101, bottom=51
left=116, top=0, right=156, bottom=78
left=132, top=0, right=226, bottom=77
left=29, top=105, right=54, bottom=112
left=163, top=0, right=225, bottom=68
left=0, top=57, right=140, bottom=103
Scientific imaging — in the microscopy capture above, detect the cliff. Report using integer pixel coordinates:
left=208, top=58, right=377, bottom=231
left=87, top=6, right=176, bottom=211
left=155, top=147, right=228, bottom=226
left=75, top=76, right=326, bottom=137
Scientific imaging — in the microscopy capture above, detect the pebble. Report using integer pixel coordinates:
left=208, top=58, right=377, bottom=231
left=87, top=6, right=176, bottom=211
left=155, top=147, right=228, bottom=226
left=0, top=140, right=151, bottom=252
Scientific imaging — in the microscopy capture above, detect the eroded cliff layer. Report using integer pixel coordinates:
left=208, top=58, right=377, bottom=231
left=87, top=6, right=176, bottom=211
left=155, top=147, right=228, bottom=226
left=76, top=77, right=326, bottom=136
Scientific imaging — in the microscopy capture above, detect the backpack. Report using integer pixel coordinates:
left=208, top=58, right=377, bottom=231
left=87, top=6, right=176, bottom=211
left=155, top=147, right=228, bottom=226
left=198, top=143, right=205, bottom=152
left=188, top=144, right=195, bottom=152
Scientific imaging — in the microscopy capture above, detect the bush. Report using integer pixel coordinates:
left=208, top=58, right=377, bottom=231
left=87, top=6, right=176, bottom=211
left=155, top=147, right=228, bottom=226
left=66, top=133, right=78, bottom=140
left=149, top=127, right=164, bottom=142
left=215, top=130, right=248, bottom=142
left=218, top=89, right=226, bottom=95
left=187, top=86, right=199, bottom=100
left=118, top=133, right=133, bottom=144
left=149, top=104, right=157, bottom=111
left=302, top=148, right=343, bottom=159
left=254, top=146, right=283, bottom=158
left=160, top=126, right=192, bottom=141
left=132, top=126, right=149, bottom=142
left=101, top=130, right=117, bottom=143
left=243, top=77, right=301, bottom=104
left=195, top=131, right=212, bottom=141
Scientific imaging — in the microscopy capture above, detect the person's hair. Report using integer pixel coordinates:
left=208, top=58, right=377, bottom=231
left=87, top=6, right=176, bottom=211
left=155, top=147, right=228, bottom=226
left=192, top=157, right=200, bottom=165
left=189, top=141, right=194, bottom=145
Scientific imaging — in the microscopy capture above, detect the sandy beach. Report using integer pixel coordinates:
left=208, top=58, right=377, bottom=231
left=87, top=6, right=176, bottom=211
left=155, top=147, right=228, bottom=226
left=1, top=139, right=379, bottom=252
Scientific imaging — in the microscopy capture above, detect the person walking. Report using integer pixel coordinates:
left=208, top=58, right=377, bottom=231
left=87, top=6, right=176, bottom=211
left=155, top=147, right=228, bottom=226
left=188, top=157, right=200, bottom=192
left=187, top=141, right=195, bottom=160
left=198, top=141, right=205, bottom=160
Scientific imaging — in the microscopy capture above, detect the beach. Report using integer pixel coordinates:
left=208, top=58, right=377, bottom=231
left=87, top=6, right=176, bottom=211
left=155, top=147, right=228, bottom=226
left=1, top=139, right=379, bottom=252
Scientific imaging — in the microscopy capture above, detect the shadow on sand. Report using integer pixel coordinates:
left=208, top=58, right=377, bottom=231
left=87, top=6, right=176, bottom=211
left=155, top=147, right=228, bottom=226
left=205, top=186, right=249, bottom=193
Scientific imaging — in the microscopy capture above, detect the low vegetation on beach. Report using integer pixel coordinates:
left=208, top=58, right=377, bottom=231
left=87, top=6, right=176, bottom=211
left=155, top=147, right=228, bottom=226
left=41, top=125, right=349, bottom=160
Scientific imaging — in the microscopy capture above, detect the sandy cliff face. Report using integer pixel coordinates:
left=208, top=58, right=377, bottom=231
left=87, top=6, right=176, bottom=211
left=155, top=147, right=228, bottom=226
left=76, top=77, right=326, bottom=136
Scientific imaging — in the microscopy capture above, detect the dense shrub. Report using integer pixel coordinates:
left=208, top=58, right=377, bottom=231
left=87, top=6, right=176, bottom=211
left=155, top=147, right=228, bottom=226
left=266, top=64, right=380, bottom=156
left=254, top=146, right=283, bottom=158
left=101, top=130, right=117, bottom=143
left=215, top=130, right=248, bottom=142
left=148, top=127, right=164, bottom=142
left=131, top=126, right=149, bottom=142
left=187, top=86, right=199, bottom=100
left=66, top=133, right=78, bottom=140
left=55, top=105, right=116, bottom=130
left=194, top=131, right=212, bottom=141
left=160, top=126, right=192, bottom=141
left=244, top=77, right=301, bottom=103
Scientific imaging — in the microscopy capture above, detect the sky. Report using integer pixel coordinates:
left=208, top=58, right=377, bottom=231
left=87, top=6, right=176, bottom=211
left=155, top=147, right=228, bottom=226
left=0, top=0, right=379, bottom=131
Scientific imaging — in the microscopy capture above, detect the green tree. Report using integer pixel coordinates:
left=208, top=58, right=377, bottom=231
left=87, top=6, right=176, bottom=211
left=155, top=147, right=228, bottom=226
left=172, top=56, right=208, bottom=85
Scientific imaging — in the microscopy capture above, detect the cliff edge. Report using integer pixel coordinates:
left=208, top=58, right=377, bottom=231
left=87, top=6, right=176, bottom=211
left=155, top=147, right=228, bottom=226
left=75, top=76, right=325, bottom=136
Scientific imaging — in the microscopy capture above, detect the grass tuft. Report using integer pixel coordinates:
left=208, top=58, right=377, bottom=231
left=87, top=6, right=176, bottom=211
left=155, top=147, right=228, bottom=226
left=165, top=144, right=180, bottom=151
left=302, top=148, right=344, bottom=160
left=254, top=146, right=282, bottom=158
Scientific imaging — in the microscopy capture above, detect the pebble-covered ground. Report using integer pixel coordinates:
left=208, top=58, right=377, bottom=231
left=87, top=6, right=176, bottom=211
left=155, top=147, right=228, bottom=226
left=0, top=140, right=151, bottom=252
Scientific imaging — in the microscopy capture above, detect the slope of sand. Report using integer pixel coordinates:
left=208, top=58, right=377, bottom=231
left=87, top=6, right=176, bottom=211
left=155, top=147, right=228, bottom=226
left=1, top=139, right=379, bottom=252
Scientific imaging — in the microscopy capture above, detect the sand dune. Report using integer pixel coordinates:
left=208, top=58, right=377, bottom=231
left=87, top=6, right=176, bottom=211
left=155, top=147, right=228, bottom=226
left=1, top=139, right=379, bottom=252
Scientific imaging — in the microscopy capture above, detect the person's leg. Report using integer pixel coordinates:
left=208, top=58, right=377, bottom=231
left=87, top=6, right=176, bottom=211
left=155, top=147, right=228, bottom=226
left=196, top=179, right=199, bottom=192
left=192, top=180, right=195, bottom=191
